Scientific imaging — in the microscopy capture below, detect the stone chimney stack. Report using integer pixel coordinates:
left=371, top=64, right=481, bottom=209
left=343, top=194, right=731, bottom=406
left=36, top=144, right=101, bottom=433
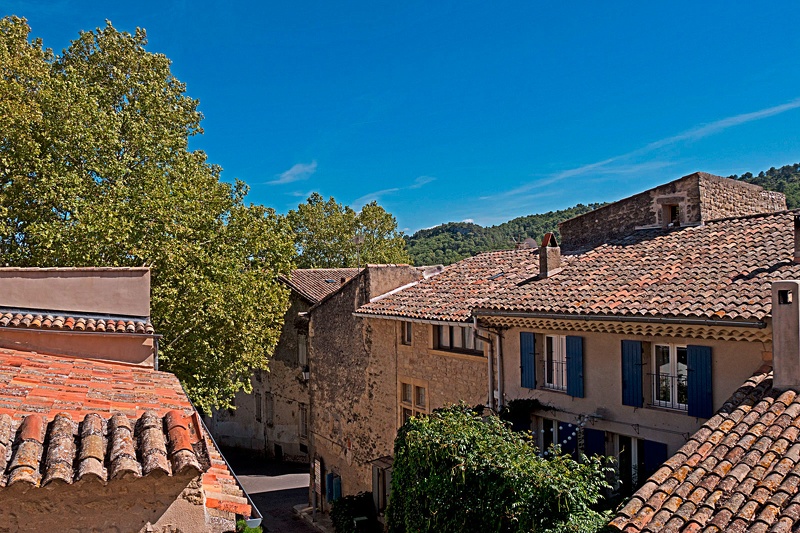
left=772, top=280, right=800, bottom=390
left=539, top=233, right=562, bottom=278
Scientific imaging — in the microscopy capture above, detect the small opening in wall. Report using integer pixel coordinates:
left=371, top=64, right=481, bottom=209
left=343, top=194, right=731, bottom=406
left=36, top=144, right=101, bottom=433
left=662, top=204, right=680, bottom=228
left=779, top=290, right=793, bottom=305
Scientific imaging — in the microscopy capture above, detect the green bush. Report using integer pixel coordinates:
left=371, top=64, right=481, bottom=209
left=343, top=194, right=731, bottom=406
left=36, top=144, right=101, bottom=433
left=331, top=492, right=377, bottom=533
left=388, top=404, right=612, bottom=533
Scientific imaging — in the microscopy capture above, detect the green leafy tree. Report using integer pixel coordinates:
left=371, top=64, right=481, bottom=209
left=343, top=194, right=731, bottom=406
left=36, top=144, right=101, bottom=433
left=388, top=405, right=611, bottom=533
left=288, top=193, right=410, bottom=268
left=0, top=17, right=294, bottom=411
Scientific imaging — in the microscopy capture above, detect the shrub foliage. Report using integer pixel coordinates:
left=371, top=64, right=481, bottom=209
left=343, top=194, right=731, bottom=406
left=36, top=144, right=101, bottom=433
left=388, top=405, right=611, bottom=533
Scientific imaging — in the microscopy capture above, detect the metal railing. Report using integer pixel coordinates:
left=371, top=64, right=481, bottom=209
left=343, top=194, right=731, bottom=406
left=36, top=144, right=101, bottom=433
left=648, top=373, right=688, bottom=411
left=542, top=359, right=567, bottom=391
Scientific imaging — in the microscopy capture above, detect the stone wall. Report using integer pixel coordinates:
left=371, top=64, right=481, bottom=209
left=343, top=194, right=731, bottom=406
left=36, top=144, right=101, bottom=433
left=397, top=323, right=489, bottom=417
left=308, top=266, right=421, bottom=507
left=698, top=173, right=786, bottom=221
left=558, top=172, right=786, bottom=251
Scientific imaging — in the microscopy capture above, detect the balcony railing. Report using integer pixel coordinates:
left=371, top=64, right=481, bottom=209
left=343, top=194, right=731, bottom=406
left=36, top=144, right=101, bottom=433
left=542, top=359, right=567, bottom=391
left=649, top=373, right=688, bottom=411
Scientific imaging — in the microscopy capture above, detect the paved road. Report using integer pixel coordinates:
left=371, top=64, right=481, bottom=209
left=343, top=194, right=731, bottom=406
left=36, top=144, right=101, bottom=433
left=222, top=448, right=319, bottom=533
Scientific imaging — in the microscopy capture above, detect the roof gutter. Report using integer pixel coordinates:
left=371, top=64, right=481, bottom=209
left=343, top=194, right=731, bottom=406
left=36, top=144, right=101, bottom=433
left=472, top=309, right=767, bottom=328
left=352, top=312, right=469, bottom=328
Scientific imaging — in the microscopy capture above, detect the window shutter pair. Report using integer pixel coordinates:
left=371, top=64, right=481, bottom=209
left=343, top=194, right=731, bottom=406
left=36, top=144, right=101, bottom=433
left=519, top=333, right=584, bottom=398
left=620, top=341, right=713, bottom=418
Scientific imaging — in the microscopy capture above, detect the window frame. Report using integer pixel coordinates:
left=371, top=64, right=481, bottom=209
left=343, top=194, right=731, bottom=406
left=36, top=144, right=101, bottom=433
left=398, top=377, right=429, bottom=427
left=299, top=403, right=309, bottom=440
left=401, top=321, right=413, bottom=346
left=651, top=343, right=688, bottom=411
left=432, top=325, right=484, bottom=355
left=543, top=335, right=568, bottom=391
left=298, top=333, right=308, bottom=366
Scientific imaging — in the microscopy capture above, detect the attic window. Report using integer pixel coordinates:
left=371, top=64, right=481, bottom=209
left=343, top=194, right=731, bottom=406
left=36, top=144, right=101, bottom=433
left=488, top=272, right=505, bottom=280
left=324, top=279, right=336, bottom=283
left=662, top=204, right=680, bottom=228
left=779, top=290, right=793, bottom=305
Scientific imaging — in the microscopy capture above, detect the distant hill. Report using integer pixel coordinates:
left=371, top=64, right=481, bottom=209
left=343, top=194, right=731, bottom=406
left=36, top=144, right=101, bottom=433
left=406, top=203, right=605, bottom=266
left=730, top=162, right=800, bottom=209
left=407, top=162, right=800, bottom=266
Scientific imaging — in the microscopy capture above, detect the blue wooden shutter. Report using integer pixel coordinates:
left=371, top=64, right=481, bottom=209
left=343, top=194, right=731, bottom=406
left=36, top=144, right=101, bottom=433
left=332, top=476, right=342, bottom=501
left=688, top=345, right=713, bottom=418
left=621, top=340, right=643, bottom=407
left=520, top=332, right=536, bottom=389
left=325, top=472, right=334, bottom=502
left=566, top=336, right=584, bottom=398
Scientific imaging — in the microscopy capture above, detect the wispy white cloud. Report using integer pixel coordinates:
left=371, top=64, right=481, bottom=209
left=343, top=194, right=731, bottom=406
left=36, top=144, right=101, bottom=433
left=268, top=161, right=318, bottom=185
left=463, top=218, right=474, bottom=223
left=410, top=175, right=436, bottom=189
left=352, top=187, right=401, bottom=207
left=481, top=98, right=800, bottom=201
left=351, top=175, right=436, bottom=208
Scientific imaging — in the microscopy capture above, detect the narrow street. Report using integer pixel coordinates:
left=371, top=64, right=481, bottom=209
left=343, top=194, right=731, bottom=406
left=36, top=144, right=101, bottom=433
left=222, top=449, right=319, bottom=533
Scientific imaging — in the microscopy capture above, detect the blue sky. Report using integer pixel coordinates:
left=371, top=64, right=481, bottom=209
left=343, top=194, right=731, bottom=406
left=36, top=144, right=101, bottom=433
left=5, top=2, right=800, bottom=232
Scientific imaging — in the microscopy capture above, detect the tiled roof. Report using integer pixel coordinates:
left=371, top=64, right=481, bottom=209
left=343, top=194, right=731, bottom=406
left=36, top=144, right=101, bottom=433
left=0, top=309, right=154, bottom=335
left=0, top=410, right=202, bottom=487
left=0, top=348, right=191, bottom=420
left=479, top=211, right=800, bottom=322
left=279, top=268, right=361, bottom=304
left=608, top=365, right=800, bottom=532
left=0, top=348, right=251, bottom=518
left=356, top=249, right=540, bottom=322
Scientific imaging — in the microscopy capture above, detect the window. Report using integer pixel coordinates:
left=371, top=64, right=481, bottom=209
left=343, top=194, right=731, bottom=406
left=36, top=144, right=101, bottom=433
left=298, top=333, right=308, bottom=366
left=255, top=392, right=262, bottom=422
left=544, top=335, right=567, bottom=391
left=433, top=325, right=484, bottom=355
left=265, top=392, right=274, bottom=427
left=651, top=344, right=688, bottom=410
left=299, top=403, right=309, bottom=439
left=399, top=378, right=428, bottom=427
left=401, top=321, right=413, bottom=345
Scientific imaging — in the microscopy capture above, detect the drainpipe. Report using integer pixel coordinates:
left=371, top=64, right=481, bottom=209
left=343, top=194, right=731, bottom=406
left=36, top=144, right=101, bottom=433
left=473, top=317, right=496, bottom=411
left=496, top=330, right=505, bottom=411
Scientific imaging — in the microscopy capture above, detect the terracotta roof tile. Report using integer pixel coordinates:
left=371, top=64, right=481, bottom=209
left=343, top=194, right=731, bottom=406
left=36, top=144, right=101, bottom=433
left=0, top=308, right=154, bottom=335
left=279, top=268, right=361, bottom=304
left=474, top=211, right=800, bottom=322
left=358, top=249, right=540, bottom=322
left=609, top=366, right=800, bottom=532
left=0, top=348, right=252, bottom=520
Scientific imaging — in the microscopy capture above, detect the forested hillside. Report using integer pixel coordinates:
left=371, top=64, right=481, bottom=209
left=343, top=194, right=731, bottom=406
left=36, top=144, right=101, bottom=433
left=406, top=162, right=800, bottom=266
left=731, top=163, right=800, bottom=208
left=406, top=203, right=604, bottom=266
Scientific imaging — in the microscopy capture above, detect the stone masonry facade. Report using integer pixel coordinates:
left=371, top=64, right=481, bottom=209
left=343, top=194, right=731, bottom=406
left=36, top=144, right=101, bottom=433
left=308, top=266, right=421, bottom=505
left=559, top=172, right=786, bottom=251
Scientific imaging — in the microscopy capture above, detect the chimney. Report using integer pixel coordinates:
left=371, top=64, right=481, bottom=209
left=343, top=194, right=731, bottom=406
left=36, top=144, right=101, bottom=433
left=794, top=216, right=800, bottom=263
left=772, top=280, right=800, bottom=390
left=539, top=233, right=562, bottom=278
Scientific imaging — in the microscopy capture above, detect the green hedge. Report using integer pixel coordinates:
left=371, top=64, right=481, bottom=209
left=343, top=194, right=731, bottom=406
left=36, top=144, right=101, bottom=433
left=388, top=404, right=612, bottom=533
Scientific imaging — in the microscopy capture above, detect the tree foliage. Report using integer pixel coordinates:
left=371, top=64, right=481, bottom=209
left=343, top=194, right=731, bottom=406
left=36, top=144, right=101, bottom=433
left=288, top=192, right=410, bottom=268
left=405, top=203, right=606, bottom=266
left=388, top=405, right=611, bottom=533
left=0, top=17, right=294, bottom=411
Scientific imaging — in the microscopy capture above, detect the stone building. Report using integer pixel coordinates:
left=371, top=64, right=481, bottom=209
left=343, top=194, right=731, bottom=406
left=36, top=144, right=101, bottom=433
left=559, top=171, right=786, bottom=251
left=307, top=264, right=427, bottom=513
left=0, top=267, right=256, bottom=532
left=206, top=268, right=358, bottom=462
